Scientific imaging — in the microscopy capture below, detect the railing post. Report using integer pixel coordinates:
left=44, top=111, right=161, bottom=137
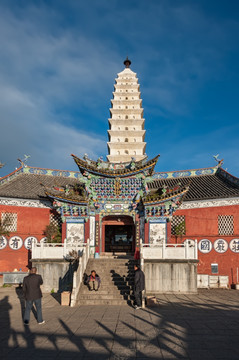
left=195, top=239, right=198, bottom=259
left=185, top=239, right=188, bottom=259
left=40, top=240, right=44, bottom=258
left=162, top=241, right=165, bottom=259
left=63, top=238, right=67, bottom=257
left=140, top=238, right=146, bottom=309
left=86, top=238, right=90, bottom=260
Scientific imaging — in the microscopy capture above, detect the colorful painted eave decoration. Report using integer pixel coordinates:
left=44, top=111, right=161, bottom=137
left=153, top=166, right=218, bottom=179
left=0, top=165, right=83, bottom=186
left=142, top=185, right=189, bottom=206
left=71, top=154, right=160, bottom=178
left=45, top=191, right=88, bottom=206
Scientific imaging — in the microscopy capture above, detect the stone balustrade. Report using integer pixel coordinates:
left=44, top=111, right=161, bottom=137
left=32, top=240, right=86, bottom=260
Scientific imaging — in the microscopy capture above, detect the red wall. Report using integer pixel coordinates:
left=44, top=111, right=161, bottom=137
left=0, top=205, right=51, bottom=272
left=172, top=205, right=239, bottom=285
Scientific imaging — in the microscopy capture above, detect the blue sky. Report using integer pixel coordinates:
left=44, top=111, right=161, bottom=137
left=0, top=0, right=239, bottom=177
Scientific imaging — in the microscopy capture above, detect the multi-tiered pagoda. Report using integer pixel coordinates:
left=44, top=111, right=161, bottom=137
left=107, top=57, right=146, bottom=163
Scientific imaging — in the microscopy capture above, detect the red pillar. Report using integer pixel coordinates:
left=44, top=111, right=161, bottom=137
left=62, top=222, right=66, bottom=242
left=84, top=218, right=90, bottom=243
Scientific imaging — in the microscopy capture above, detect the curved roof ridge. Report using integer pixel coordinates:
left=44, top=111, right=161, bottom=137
left=0, top=165, right=83, bottom=187
left=217, top=167, right=239, bottom=187
left=0, top=166, right=23, bottom=184
left=153, top=165, right=218, bottom=180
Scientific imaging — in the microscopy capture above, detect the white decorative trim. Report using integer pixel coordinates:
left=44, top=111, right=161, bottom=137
left=0, top=197, right=52, bottom=208
left=181, top=198, right=239, bottom=210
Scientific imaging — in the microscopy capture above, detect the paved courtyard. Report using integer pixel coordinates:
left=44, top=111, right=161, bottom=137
left=0, top=286, right=239, bottom=359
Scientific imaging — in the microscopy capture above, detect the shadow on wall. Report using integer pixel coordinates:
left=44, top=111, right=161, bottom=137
left=58, top=261, right=78, bottom=293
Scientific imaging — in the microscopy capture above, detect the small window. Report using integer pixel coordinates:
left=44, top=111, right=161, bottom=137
left=125, top=127, right=128, bottom=130
left=125, top=115, right=128, bottom=119
left=125, top=138, right=128, bottom=142
left=1, top=213, right=17, bottom=232
left=125, top=106, right=128, bottom=109
left=218, top=215, right=234, bottom=235
left=134, top=138, right=136, bottom=142
left=211, top=263, right=218, bottom=274
left=117, top=138, right=120, bottom=142
left=171, top=215, right=186, bottom=236
left=126, top=97, right=128, bottom=100
left=118, top=127, right=120, bottom=130
left=125, top=150, right=129, bottom=154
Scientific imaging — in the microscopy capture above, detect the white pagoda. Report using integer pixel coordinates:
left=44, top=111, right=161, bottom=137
left=107, top=58, right=146, bottom=163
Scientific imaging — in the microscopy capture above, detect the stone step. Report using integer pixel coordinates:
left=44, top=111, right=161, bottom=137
left=87, top=260, right=137, bottom=265
left=85, top=270, right=135, bottom=275
left=77, top=299, right=132, bottom=306
left=86, top=266, right=135, bottom=271
left=77, top=293, right=134, bottom=300
left=93, top=284, right=132, bottom=290
left=80, top=286, right=132, bottom=294
left=77, top=258, right=137, bottom=306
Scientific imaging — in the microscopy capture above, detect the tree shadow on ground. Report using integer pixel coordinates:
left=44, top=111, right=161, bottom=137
left=3, top=289, right=239, bottom=359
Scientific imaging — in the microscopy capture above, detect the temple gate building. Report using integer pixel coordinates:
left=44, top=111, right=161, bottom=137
left=0, top=59, right=239, bottom=289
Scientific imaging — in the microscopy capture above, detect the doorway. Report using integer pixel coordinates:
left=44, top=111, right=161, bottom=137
left=102, top=216, right=135, bottom=253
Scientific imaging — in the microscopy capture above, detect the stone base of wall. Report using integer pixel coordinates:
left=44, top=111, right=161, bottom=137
left=144, top=259, right=198, bottom=294
left=32, top=259, right=75, bottom=293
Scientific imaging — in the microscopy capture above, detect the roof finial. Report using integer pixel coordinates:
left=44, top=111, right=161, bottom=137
left=124, top=57, right=131, bottom=68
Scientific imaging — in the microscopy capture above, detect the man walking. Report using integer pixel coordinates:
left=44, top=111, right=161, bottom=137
left=134, top=264, right=145, bottom=309
left=23, top=267, right=45, bottom=325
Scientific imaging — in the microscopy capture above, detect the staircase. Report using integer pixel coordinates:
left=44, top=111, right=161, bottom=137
left=76, top=257, right=137, bottom=305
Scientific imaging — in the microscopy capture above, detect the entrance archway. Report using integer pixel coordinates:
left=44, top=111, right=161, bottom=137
left=102, top=215, right=135, bottom=253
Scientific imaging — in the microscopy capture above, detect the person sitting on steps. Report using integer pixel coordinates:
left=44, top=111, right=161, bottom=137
left=87, top=270, right=101, bottom=291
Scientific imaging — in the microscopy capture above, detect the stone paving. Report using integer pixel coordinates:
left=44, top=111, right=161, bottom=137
left=1, top=286, right=239, bottom=359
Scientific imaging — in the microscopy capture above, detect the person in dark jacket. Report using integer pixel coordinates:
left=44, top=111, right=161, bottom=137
left=23, top=267, right=45, bottom=325
left=134, top=264, right=145, bottom=309
left=87, top=270, right=101, bottom=291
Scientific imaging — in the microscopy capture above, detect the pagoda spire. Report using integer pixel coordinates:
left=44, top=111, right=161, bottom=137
left=107, top=60, right=146, bottom=163
left=124, top=57, right=131, bottom=68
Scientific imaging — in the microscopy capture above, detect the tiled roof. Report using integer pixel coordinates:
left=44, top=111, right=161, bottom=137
left=0, top=167, right=80, bottom=200
left=1, top=164, right=239, bottom=203
left=148, top=168, right=239, bottom=201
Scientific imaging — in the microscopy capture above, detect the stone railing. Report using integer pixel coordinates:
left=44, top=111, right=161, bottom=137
left=31, top=239, right=90, bottom=298
left=140, top=239, right=198, bottom=266
left=139, top=240, right=198, bottom=306
left=71, top=239, right=90, bottom=307
left=32, top=240, right=86, bottom=260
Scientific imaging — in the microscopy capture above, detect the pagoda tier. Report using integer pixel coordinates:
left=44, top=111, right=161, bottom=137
left=107, top=58, right=146, bottom=163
